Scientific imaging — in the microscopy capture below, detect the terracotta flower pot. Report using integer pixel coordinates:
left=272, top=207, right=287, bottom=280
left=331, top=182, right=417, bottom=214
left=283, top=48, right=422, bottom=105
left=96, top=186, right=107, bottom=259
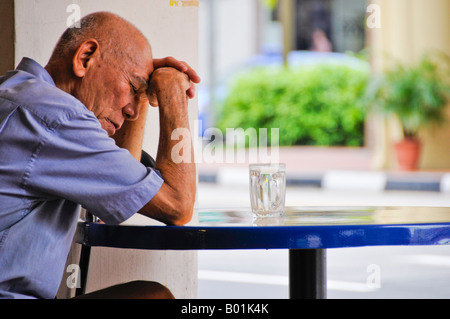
left=394, top=138, right=422, bottom=171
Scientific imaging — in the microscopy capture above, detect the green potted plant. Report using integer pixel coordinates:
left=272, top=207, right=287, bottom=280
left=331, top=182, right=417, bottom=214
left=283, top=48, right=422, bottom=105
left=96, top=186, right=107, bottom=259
left=366, top=54, right=450, bottom=170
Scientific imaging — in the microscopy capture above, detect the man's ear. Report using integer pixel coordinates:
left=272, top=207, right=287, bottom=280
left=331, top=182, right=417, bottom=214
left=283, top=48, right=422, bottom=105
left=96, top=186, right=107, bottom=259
left=72, top=39, right=100, bottom=78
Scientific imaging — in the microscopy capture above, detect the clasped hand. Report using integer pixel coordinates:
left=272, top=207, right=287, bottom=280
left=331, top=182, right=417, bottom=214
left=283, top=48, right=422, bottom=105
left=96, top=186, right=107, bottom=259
left=148, top=56, right=201, bottom=107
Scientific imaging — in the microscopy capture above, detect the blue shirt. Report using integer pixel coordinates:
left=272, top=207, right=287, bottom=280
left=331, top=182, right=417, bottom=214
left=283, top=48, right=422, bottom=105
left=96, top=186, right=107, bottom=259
left=0, top=58, right=164, bottom=299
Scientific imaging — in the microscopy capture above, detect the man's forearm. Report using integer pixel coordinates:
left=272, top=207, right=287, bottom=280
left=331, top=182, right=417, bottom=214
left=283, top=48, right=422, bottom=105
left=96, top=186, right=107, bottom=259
left=155, top=93, right=193, bottom=168
left=113, top=104, right=149, bottom=161
left=154, top=90, right=196, bottom=217
left=138, top=68, right=196, bottom=225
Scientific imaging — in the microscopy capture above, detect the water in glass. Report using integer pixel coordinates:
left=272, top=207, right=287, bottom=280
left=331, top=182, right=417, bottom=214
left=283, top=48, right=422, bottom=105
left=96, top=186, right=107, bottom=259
left=249, top=164, right=286, bottom=217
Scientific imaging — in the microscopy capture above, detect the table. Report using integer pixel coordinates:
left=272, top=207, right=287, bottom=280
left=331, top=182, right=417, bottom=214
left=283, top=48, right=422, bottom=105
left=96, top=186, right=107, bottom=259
left=75, top=206, right=450, bottom=299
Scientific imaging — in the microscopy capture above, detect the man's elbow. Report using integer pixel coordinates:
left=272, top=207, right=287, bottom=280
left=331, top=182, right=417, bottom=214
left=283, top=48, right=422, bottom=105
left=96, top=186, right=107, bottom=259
left=163, top=184, right=196, bottom=226
left=170, top=210, right=193, bottom=226
left=167, top=197, right=195, bottom=226
left=140, top=183, right=196, bottom=226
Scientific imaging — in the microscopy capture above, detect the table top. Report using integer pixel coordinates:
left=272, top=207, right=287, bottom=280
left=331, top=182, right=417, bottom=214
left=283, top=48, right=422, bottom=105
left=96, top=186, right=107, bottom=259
left=76, top=206, right=450, bottom=250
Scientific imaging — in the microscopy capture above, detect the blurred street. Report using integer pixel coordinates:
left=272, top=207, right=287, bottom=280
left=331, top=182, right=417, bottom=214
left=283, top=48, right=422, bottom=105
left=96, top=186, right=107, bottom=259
left=196, top=182, right=450, bottom=299
left=194, top=0, right=450, bottom=299
left=195, top=145, right=450, bottom=299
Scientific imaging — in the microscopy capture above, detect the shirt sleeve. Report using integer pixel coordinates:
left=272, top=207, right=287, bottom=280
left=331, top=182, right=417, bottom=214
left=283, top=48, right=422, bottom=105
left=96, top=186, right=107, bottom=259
left=23, top=111, right=164, bottom=225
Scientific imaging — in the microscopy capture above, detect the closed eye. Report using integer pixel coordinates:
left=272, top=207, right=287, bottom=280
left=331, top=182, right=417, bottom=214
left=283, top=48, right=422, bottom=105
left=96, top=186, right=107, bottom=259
left=130, top=83, right=138, bottom=94
left=129, top=76, right=149, bottom=100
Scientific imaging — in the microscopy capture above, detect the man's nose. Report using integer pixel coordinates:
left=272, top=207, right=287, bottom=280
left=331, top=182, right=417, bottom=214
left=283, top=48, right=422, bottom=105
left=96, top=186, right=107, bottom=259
left=123, top=103, right=139, bottom=121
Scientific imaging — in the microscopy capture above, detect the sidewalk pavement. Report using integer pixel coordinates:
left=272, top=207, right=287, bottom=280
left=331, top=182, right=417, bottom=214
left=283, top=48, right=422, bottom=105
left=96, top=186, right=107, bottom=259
left=197, top=146, right=450, bottom=193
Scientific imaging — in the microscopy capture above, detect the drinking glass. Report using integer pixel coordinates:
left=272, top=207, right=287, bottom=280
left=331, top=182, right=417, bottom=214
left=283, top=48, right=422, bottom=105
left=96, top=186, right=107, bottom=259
left=249, top=163, right=286, bottom=217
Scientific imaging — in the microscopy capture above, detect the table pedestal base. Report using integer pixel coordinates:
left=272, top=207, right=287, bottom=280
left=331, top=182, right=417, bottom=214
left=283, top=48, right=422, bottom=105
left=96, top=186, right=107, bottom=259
left=289, top=249, right=327, bottom=299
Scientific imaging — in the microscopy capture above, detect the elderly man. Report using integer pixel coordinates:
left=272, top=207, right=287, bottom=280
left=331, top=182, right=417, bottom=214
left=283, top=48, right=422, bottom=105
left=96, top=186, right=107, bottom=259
left=0, top=12, right=199, bottom=299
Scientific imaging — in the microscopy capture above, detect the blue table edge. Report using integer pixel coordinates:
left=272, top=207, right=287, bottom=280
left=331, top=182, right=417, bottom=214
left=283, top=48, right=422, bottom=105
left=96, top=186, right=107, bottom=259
left=75, top=221, right=450, bottom=251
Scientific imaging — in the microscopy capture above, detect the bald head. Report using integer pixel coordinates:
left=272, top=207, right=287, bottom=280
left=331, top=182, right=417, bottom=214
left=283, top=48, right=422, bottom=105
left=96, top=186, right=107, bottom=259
left=48, top=12, right=151, bottom=68
left=44, top=12, right=155, bottom=137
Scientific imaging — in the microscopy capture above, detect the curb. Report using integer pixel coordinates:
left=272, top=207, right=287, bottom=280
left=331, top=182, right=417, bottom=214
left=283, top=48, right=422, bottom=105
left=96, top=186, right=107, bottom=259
left=199, top=169, right=450, bottom=193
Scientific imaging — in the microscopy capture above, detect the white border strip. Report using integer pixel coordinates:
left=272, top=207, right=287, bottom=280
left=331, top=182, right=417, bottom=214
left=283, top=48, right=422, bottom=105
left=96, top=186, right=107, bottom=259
left=216, top=168, right=249, bottom=186
left=441, top=174, right=450, bottom=193
left=399, top=254, right=450, bottom=267
left=198, top=269, right=376, bottom=293
left=211, top=168, right=449, bottom=193
left=321, top=171, right=386, bottom=191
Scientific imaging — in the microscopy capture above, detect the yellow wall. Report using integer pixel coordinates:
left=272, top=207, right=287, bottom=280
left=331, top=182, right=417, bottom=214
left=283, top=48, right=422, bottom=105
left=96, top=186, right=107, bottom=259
left=369, top=0, right=450, bottom=170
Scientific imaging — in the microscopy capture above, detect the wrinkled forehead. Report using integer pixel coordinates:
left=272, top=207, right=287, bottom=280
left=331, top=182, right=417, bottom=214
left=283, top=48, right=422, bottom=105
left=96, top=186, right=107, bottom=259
left=117, top=35, right=154, bottom=81
left=131, top=50, right=154, bottom=83
left=129, top=34, right=153, bottom=73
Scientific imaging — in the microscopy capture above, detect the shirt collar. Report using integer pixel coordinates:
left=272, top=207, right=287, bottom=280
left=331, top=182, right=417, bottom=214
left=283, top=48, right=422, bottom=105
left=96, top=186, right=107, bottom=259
left=16, top=58, right=56, bottom=87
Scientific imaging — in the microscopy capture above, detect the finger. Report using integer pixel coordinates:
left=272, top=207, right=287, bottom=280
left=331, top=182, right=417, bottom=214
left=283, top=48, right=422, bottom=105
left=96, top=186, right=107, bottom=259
left=186, top=82, right=196, bottom=99
left=187, top=88, right=194, bottom=99
left=147, top=90, right=159, bottom=107
left=154, top=57, right=201, bottom=84
left=148, top=98, right=159, bottom=107
left=153, top=57, right=187, bottom=72
left=179, top=61, right=201, bottom=84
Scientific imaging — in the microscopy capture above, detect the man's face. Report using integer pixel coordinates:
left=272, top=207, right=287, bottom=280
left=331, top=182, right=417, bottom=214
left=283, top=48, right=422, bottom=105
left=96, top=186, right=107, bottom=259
left=77, top=54, right=154, bottom=136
